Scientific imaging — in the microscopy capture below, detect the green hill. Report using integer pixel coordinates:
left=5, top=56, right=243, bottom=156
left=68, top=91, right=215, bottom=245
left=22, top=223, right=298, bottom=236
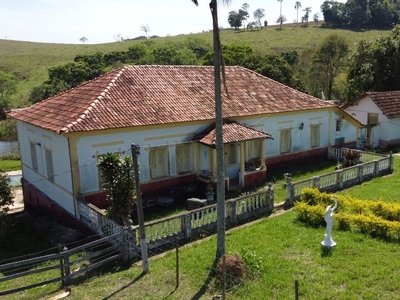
left=0, top=24, right=391, bottom=107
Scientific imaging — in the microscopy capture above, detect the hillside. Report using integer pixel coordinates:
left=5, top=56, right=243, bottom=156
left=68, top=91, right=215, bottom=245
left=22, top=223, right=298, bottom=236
left=0, top=24, right=391, bottom=107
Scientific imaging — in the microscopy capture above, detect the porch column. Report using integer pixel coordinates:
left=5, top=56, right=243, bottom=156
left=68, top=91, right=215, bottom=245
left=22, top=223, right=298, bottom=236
left=261, top=140, right=266, bottom=169
left=240, top=142, right=245, bottom=173
left=240, top=142, right=245, bottom=186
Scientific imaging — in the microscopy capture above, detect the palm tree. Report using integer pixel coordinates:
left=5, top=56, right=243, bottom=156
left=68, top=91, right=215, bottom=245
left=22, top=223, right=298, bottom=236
left=191, top=0, right=230, bottom=259
left=278, top=0, right=283, bottom=20
left=294, top=1, right=301, bottom=24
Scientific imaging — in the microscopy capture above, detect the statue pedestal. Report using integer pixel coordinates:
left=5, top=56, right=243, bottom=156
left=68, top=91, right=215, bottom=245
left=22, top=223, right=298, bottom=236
left=321, top=234, right=336, bottom=247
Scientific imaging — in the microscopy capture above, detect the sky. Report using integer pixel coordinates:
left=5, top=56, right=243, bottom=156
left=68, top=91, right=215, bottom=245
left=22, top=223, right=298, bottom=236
left=0, top=0, right=345, bottom=45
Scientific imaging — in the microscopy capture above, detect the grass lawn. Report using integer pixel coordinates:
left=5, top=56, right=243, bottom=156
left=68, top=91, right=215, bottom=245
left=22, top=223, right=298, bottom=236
left=0, top=160, right=21, bottom=172
left=5, top=211, right=400, bottom=300
left=1, top=156, right=400, bottom=299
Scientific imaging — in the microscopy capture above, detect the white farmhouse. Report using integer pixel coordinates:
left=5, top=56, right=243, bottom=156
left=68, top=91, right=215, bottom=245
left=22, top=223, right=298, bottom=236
left=7, top=65, right=361, bottom=223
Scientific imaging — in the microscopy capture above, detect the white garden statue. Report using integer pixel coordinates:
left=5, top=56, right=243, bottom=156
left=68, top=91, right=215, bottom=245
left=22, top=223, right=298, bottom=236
left=321, top=196, right=338, bottom=247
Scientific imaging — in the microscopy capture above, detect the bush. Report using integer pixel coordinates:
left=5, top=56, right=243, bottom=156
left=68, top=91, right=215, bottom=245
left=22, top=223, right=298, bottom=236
left=240, top=248, right=262, bottom=277
left=294, top=202, right=326, bottom=227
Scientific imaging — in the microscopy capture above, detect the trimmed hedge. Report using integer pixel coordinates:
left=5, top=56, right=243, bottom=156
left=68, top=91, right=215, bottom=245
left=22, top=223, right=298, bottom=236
left=294, top=188, right=400, bottom=241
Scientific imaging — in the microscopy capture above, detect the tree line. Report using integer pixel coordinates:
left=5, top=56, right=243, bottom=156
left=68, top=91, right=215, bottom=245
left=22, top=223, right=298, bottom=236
left=321, top=0, right=400, bottom=28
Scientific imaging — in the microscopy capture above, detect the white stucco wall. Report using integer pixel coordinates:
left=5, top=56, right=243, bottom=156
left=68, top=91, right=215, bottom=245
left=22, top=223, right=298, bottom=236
left=75, top=108, right=359, bottom=194
left=76, top=122, right=210, bottom=194
left=16, top=121, right=75, bottom=214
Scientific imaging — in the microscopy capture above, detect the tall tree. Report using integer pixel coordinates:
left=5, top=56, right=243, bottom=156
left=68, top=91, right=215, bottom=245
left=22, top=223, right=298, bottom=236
left=228, top=10, right=242, bottom=29
left=302, top=7, right=312, bottom=26
left=277, top=0, right=284, bottom=29
left=140, top=24, right=151, bottom=39
left=79, top=37, right=88, bottom=43
left=0, top=71, right=16, bottom=120
left=294, top=1, right=302, bottom=24
left=191, top=0, right=230, bottom=260
left=276, top=15, right=287, bottom=29
left=313, top=33, right=349, bottom=100
left=253, top=8, right=265, bottom=29
left=97, top=153, right=136, bottom=224
left=345, top=25, right=400, bottom=101
left=313, top=13, right=319, bottom=26
left=0, top=170, right=13, bottom=242
left=239, top=3, right=250, bottom=30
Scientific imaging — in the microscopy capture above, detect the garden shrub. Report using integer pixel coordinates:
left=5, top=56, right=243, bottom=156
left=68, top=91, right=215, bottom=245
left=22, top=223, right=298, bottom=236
left=294, top=202, right=326, bottom=227
left=295, top=188, right=400, bottom=241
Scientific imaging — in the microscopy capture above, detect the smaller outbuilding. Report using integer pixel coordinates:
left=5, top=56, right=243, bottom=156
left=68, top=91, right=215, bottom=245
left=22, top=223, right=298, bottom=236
left=343, top=91, right=400, bottom=149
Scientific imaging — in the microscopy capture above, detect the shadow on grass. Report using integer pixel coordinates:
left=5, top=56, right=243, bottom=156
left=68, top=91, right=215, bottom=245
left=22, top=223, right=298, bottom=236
left=189, top=257, right=219, bottom=300
left=321, top=245, right=334, bottom=258
left=102, top=272, right=146, bottom=300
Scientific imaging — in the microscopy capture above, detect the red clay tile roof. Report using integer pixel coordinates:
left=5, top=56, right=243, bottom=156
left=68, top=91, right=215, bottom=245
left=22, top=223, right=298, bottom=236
left=366, top=91, right=400, bottom=119
left=7, top=65, right=335, bottom=134
left=193, top=120, right=272, bottom=147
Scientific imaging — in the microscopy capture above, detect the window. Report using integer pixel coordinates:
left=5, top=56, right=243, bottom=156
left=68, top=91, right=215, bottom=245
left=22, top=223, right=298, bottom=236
left=45, top=149, right=54, bottom=181
left=335, top=119, right=342, bottom=132
left=367, top=113, right=379, bottom=125
left=246, top=140, right=261, bottom=160
left=310, top=125, right=321, bottom=148
left=176, top=144, right=191, bottom=174
left=149, top=147, right=169, bottom=179
left=280, top=129, right=292, bottom=154
left=226, top=143, right=237, bottom=164
left=30, top=142, right=38, bottom=171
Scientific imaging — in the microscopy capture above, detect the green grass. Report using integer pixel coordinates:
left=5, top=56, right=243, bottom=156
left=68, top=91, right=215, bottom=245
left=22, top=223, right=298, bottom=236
left=0, top=160, right=21, bottom=172
left=5, top=211, right=400, bottom=300
left=0, top=24, right=391, bottom=105
left=337, top=154, right=400, bottom=203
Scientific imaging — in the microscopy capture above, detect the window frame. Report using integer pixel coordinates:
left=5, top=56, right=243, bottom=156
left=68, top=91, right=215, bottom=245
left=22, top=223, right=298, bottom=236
left=44, top=148, right=54, bottom=182
left=225, top=143, right=238, bottom=165
left=30, top=142, right=38, bottom=171
left=176, top=143, right=192, bottom=175
left=310, top=124, right=321, bottom=148
left=279, top=128, right=292, bottom=154
left=149, top=146, right=170, bottom=180
left=335, top=119, right=342, bottom=132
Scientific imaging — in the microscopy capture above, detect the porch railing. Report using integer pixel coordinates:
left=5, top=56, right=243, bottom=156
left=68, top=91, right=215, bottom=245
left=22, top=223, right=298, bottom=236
left=285, top=149, right=394, bottom=206
left=77, top=184, right=274, bottom=256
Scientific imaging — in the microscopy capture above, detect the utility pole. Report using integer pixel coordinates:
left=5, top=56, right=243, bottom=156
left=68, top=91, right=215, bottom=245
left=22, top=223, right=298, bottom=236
left=210, top=0, right=226, bottom=260
left=131, top=143, right=149, bottom=273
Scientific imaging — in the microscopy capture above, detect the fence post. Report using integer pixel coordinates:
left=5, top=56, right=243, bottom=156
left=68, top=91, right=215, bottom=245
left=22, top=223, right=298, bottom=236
left=359, top=164, right=364, bottom=183
left=58, top=244, right=65, bottom=286
left=62, top=246, right=71, bottom=285
left=338, top=170, right=344, bottom=189
left=374, top=160, right=380, bottom=176
left=267, top=183, right=274, bottom=211
left=284, top=173, right=293, bottom=208
left=295, top=279, right=299, bottom=300
left=315, top=176, right=320, bottom=190
left=390, top=152, right=394, bottom=172
left=229, top=200, right=237, bottom=227
left=184, top=214, right=192, bottom=239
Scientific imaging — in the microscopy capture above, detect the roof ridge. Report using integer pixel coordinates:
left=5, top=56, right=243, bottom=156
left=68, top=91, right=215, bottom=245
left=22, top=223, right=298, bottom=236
left=60, top=67, right=127, bottom=133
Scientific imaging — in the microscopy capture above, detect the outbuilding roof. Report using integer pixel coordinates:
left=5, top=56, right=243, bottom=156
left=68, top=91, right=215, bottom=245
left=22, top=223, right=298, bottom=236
left=7, top=65, right=335, bottom=134
left=343, top=91, right=400, bottom=119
